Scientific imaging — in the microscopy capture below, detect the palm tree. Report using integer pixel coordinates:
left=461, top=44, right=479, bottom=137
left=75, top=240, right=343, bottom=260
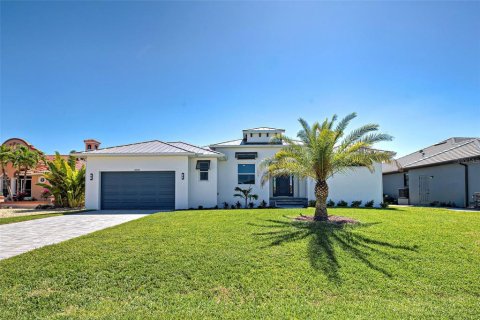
left=234, top=186, right=258, bottom=209
left=0, top=145, right=14, bottom=200
left=12, top=146, right=42, bottom=197
left=37, top=153, right=85, bottom=207
left=261, top=113, right=394, bottom=221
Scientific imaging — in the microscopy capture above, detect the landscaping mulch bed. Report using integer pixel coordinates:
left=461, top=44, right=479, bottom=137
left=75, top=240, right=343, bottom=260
left=295, top=214, right=359, bottom=224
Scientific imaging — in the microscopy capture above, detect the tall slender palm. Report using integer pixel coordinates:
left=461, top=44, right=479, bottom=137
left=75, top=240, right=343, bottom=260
left=12, top=146, right=42, bottom=196
left=0, top=145, right=14, bottom=199
left=261, top=113, right=394, bottom=221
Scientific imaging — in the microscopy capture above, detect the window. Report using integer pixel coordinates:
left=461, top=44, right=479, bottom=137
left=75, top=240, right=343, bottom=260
left=238, top=164, right=255, bottom=184
left=200, top=171, right=208, bottom=181
left=235, top=152, right=257, bottom=159
left=266, top=133, right=269, bottom=137
left=250, top=133, right=253, bottom=137
left=403, top=173, right=409, bottom=187
left=196, top=160, right=210, bottom=181
left=259, top=133, right=262, bottom=137
left=87, top=144, right=92, bottom=150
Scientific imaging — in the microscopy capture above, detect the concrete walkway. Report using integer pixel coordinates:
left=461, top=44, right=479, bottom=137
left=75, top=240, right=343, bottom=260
left=0, top=210, right=154, bottom=260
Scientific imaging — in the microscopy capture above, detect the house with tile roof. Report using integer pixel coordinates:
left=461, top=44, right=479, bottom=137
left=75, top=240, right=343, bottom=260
left=77, top=127, right=383, bottom=210
left=0, top=138, right=87, bottom=201
left=382, top=137, right=480, bottom=207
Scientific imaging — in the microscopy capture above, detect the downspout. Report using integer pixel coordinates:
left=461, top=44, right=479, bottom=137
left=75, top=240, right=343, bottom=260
left=459, top=163, right=469, bottom=208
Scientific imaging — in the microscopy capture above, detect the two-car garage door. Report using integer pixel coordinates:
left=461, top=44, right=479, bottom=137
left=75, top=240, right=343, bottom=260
left=101, top=171, right=175, bottom=210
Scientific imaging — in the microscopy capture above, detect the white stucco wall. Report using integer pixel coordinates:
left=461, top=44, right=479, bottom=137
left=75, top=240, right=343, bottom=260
left=188, top=157, right=218, bottom=208
left=85, top=155, right=189, bottom=210
left=307, top=163, right=384, bottom=206
left=214, top=146, right=282, bottom=207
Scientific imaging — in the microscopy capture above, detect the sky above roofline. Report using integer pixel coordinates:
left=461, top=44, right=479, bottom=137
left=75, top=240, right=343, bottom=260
left=1, top=1, right=479, bottom=157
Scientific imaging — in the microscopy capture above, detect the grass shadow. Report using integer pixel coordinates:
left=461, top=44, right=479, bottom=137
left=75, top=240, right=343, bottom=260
left=251, top=218, right=418, bottom=283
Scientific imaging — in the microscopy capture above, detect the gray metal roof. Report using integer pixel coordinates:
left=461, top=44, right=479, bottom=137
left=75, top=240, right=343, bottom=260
left=242, top=127, right=285, bottom=132
left=167, top=142, right=222, bottom=155
left=78, top=140, right=223, bottom=156
left=383, top=137, right=480, bottom=173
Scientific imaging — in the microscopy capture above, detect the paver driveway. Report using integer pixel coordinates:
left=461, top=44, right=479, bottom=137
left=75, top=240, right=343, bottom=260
left=0, top=210, right=154, bottom=260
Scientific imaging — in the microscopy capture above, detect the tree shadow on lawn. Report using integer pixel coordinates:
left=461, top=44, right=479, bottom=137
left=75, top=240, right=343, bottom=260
left=251, top=218, right=418, bottom=283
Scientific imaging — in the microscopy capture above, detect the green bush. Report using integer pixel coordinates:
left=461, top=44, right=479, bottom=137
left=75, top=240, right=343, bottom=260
left=351, top=200, right=362, bottom=208
left=308, top=200, right=316, bottom=207
left=364, top=200, right=374, bottom=208
left=380, top=202, right=389, bottom=208
left=337, top=200, right=348, bottom=207
left=327, top=199, right=335, bottom=207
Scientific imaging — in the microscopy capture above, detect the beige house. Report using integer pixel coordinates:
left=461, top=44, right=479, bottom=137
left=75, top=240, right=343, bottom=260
left=1, top=138, right=91, bottom=201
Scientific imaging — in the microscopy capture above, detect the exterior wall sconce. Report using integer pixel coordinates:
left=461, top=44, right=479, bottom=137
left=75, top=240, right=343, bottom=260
left=181, top=173, right=185, bottom=180
left=90, top=173, right=93, bottom=181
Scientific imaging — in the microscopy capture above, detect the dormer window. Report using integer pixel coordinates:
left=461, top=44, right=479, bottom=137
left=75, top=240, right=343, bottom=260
left=87, top=144, right=92, bottom=150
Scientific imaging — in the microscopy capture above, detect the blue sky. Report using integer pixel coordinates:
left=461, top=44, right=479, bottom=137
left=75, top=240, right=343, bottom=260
left=1, top=1, right=479, bottom=157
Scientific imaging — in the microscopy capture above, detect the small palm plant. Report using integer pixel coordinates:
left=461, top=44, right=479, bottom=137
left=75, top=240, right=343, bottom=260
left=37, top=153, right=85, bottom=207
left=261, top=113, right=393, bottom=221
left=234, top=186, right=258, bottom=209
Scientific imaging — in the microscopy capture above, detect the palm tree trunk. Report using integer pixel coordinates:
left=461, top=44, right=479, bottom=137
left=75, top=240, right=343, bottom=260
left=314, top=180, right=329, bottom=221
left=23, top=170, right=28, bottom=194
left=1, top=167, right=13, bottom=200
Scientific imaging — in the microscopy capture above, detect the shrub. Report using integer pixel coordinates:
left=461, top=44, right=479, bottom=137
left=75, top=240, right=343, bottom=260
left=230, top=205, right=235, bottom=209
left=13, top=192, right=28, bottom=201
left=258, top=200, right=267, bottom=208
left=37, top=153, right=85, bottom=208
left=430, top=201, right=440, bottom=207
left=235, top=201, right=242, bottom=209
left=214, top=205, right=219, bottom=209
left=35, top=204, right=55, bottom=209
left=223, top=202, right=229, bottom=209
left=198, top=205, right=203, bottom=210
left=337, top=200, right=348, bottom=207
left=364, top=200, right=374, bottom=208
left=351, top=200, right=362, bottom=208
left=327, top=199, right=335, bottom=207
left=308, top=200, right=316, bottom=207
left=248, top=202, right=254, bottom=209
left=380, top=202, right=389, bottom=208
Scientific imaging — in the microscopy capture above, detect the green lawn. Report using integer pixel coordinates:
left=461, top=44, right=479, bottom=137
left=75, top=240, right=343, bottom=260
left=1, top=207, right=479, bottom=319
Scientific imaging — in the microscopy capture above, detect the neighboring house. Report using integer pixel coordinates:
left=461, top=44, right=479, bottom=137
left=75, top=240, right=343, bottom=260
left=78, top=127, right=383, bottom=210
left=382, top=137, right=480, bottom=207
left=0, top=138, right=89, bottom=200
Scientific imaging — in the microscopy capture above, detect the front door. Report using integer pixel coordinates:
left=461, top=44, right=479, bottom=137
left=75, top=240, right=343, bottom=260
left=274, top=176, right=293, bottom=197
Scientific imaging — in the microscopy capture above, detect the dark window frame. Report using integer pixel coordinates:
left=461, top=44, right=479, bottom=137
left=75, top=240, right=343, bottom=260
left=235, top=152, right=258, bottom=160
left=200, top=171, right=209, bottom=181
left=238, top=164, right=255, bottom=184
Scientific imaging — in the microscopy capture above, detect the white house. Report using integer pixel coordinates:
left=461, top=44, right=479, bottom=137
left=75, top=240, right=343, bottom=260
left=79, top=127, right=383, bottom=210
